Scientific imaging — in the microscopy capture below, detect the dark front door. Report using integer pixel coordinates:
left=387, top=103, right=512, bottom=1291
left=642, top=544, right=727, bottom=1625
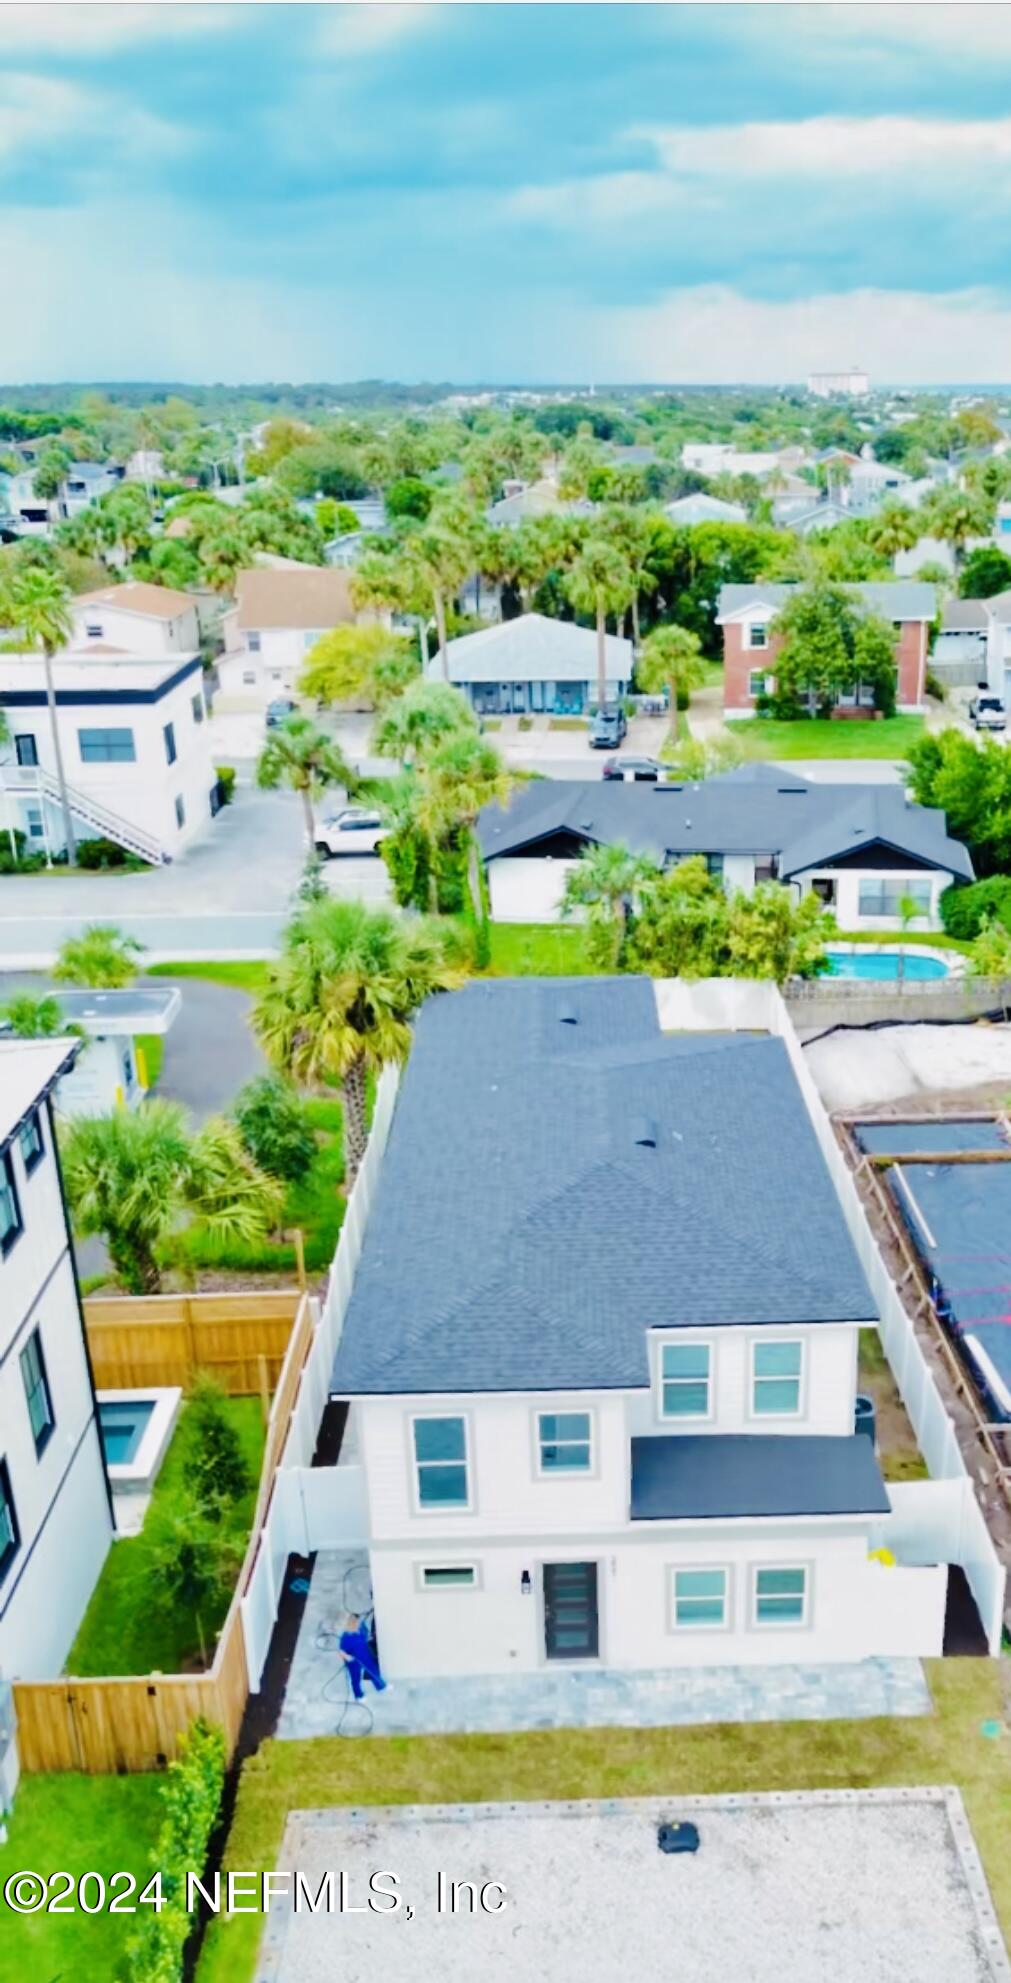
left=543, top=1561, right=598, bottom=1660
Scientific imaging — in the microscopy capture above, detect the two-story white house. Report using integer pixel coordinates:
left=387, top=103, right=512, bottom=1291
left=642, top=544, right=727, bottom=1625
left=327, top=978, right=950, bottom=1680
left=217, top=566, right=362, bottom=707
left=0, top=583, right=217, bottom=864
left=0, top=1039, right=113, bottom=1680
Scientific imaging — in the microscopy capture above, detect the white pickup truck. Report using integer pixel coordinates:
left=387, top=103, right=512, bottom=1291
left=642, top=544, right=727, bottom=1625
left=969, top=693, right=1007, bottom=733
left=314, top=807, right=388, bottom=857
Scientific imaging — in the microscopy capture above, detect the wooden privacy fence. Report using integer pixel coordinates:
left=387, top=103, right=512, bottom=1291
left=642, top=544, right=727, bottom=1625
left=14, top=1290, right=317, bottom=1774
left=84, top=1289, right=303, bottom=1395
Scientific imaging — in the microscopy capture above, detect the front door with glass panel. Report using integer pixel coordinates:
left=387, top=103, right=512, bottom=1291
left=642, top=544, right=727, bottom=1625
left=543, top=1560, right=598, bottom=1660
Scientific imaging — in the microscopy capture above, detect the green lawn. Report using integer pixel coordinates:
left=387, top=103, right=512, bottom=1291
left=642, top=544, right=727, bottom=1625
left=731, top=715, right=926, bottom=760
left=146, top=960, right=269, bottom=993
left=196, top=1660, right=1011, bottom=1983
left=0, top=1772, right=165, bottom=1983
left=135, top=1031, right=164, bottom=1090
left=835, top=927, right=971, bottom=955
left=484, top=923, right=594, bottom=976
left=178, top=1096, right=346, bottom=1274
left=67, top=1398, right=265, bottom=1676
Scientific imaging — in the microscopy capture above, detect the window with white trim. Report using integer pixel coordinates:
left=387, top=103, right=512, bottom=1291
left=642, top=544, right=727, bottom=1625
left=660, top=1340, right=711, bottom=1418
left=419, top=1565, right=477, bottom=1589
left=858, top=878, right=931, bottom=918
left=746, top=622, right=768, bottom=649
left=671, top=1566, right=728, bottom=1629
left=248, top=631, right=262, bottom=653
left=537, top=1410, right=592, bottom=1473
left=753, top=1565, right=808, bottom=1626
left=413, top=1416, right=469, bottom=1508
left=751, top=1340, right=803, bottom=1416
left=748, top=669, right=770, bottom=699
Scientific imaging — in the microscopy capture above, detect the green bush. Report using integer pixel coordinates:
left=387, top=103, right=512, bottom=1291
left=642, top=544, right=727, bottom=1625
left=76, top=836, right=145, bottom=871
left=517, top=714, right=533, bottom=731
left=0, top=827, right=48, bottom=874
left=924, top=669, right=948, bottom=703
left=129, top=1719, right=226, bottom=1983
left=214, top=764, right=237, bottom=805
left=940, top=875, right=1011, bottom=940
left=185, top=1372, right=254, bottom=1511
left=233, top=1072, right=316, bottom=1182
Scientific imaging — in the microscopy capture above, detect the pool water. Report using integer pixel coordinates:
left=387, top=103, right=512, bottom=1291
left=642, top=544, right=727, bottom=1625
left=825, top=950, right=949, bottom=981
left=99, top=1399, right=155, bottom=1466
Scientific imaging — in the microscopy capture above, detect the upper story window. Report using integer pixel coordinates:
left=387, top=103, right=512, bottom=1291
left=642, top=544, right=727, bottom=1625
left=0, top=1459, right=19, bottom=1588
left=85, top=623, right=103, bottom=639
left=537, top=1410, right=592, bottom=1474
left=20, top=1327, right=54, bottom=1456
left=191, top=692, right=204, bottom=725
left=413, top=1415, right=470, bottom=1509
left=752, top=1340, right=803, bottom=1416
left=247, top=631, right=262, bottom=653
left=18, top=1108, right=44, bottom=1175
left=0, top=1151, right=23, bottom=1258
left=746, top=622, right=769, bottom=650
left=660, top=1340, right=711, bottom=1419
left=79, top=728, right=135, bottom=763
left=163, top=721, right=177, bottom=766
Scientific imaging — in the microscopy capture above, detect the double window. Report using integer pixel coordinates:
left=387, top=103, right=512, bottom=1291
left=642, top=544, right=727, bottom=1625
left=660, top=1340, right=711, bottom=1418
left=537, top=1411, right=592, bottom=1473
left=163, top=721, right=177, bottom=766
left=857, top=879, right=931, bottom=919
left=753, top=1565, right=808, bottom=1626
left=671, top=1567, right=728, bottom=1630
left=18, top=1107, right=44, bottom=1175
left=752, top=1340, right=803, bottom=1416
left=20, top=1328, right=54, bottom=1456
left=413, top=1416, right=469, bottom=1509
left=79, top=727, right=135, bottom=763
left=0, top=1460, right=18, bottom=1587
left=0, top=1151, right=22, bottom=1257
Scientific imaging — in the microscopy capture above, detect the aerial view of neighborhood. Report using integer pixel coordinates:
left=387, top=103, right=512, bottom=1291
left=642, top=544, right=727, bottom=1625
left=4, top=2, right=1011, bottom=1979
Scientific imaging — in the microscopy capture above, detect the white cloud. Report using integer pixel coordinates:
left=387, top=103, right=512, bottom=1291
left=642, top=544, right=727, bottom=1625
left=0, top=4, right=234, bottom=52
left=0, top=71, right=185, bottom=164
left=314, top=3, right=442, bottom=58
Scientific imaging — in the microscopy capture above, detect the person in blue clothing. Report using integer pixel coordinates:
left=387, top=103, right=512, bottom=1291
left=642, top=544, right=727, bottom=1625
left=338, top=1615, right=386, bottom=1700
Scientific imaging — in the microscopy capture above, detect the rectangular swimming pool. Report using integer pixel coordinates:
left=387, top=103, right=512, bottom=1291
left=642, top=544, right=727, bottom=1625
left=99, top=1399, right=156, bottom=1467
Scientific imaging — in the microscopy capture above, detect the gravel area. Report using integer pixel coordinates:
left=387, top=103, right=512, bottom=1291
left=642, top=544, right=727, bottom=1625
left=257, top=1789, right=1009, bottom=1983
left=804, top=1023, right=1011, bottom=1112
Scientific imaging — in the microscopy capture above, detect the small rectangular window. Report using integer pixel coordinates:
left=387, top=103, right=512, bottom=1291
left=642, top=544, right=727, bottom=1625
left=163, top=721, right=177, bottom=766
left=85, top=623, right=103, bottom=639
left=191, top=692, right=204, bottom=724
left=538, top=1410, right=592, bottom=1473
left=174, top=794, right=185, bottom=830
left=671, top=1567, right=727, bottom=1629
left=660, top=1341, right=710, bottom=1418
left=420, top=1565, right=477, bottom=1589
left=247, top=630, right=262, bottom=653
left=0, top=1152, right=22, bottom=1257
left=754, top=1565, right=808, bottom=1626
left=747, top=623, right=768, bottom=649
left=26, top=807, right=44, bottom=840
left=0, top=1459, right=19, bottom=1587
left=20, top=1328, right=54, bottom=1456
left=752, top=1340, right=803, bottom=1416
left=78, top=727, right=136, bottom=763
left=18, top=1108, right=44, bottom=1175
left=413, top=1416, right=469, bottom=1508
left=242, top=670, right=257, bottom=685
left=748, top=670, right=768, bottom=699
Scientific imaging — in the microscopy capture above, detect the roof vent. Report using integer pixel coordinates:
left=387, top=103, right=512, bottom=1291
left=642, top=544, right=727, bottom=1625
left=557, top=1003, right=578, bottom=1026
left=632, top=1116, right=658, bottom=1147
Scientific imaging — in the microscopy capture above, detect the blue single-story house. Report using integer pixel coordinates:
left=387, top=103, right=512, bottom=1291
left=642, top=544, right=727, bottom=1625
left=430, top=612, right=634, bottom=716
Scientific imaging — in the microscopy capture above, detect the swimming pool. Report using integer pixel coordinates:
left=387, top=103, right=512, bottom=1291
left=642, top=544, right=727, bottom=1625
left=97, top=1387, right=182, bottom=1509
left=99, top=1399, right=155, bottom=1466
left=825, top=949, right=950, bottom=981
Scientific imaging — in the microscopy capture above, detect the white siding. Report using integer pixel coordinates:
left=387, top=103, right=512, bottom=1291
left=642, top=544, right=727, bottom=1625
left=487, top=858, right=575, bottom=923
left=70, top=601, right=200, bottom=657
left=796, top=866, right=953, bottom=932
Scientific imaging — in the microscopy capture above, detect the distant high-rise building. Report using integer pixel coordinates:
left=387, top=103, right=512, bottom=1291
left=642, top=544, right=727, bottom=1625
left=807, top=367, right=870, bottom=399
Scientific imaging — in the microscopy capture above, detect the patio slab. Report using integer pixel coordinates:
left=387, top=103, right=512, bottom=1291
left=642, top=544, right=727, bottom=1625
left=275, top=1548, right=931, bottom=1740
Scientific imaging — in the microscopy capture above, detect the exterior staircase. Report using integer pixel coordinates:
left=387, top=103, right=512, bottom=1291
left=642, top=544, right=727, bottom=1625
left=0, top=764, right=168, bottom=865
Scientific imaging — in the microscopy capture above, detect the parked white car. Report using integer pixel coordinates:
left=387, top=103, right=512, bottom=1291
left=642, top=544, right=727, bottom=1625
left=315, top=807, right=388, bottom=857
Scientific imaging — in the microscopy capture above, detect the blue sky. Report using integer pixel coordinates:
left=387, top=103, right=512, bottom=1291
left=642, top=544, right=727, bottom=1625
left=3, top=2, right=1011, bottom=384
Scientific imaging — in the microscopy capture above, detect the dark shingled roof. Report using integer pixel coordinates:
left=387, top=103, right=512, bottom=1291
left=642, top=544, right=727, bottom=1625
left=630, top=1434, right=890, bottom=1521
left=330, top=979, right=878, bottom=1398
left=477, top=773, right=974, bottom=883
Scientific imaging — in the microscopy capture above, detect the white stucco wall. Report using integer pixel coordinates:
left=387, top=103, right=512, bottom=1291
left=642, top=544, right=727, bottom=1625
left=70, top=601, right=200, bottom=657
left=488, top=858, right=577, bottom=923
left=795, top=866, right=953, bottom=932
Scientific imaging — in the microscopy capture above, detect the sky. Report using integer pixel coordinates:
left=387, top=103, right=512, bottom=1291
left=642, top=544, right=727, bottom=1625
left=3, top=1, right=1011, bottom=385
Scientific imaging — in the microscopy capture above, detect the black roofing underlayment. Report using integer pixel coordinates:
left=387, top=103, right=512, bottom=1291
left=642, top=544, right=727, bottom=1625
left=630, top=1433, right=890, bottom=1521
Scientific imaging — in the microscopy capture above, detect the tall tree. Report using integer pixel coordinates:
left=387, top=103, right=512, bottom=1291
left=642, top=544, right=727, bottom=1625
left=599, top=507, right=659, bottom=646
left=371, top=678, right=474, bottom=769
left=920, top=486, right=993, bottom=569
left=256, top=714, right=358, bottom=851
left=1, top=563, right=76, bottom=859
left=561, top=841, right=656, bottom=968
left=252, top=899, right=464, bottom=1183
left=299, top=624, right=418, bottom=711
left=564, top=538, right=634, bottom=708
left=636, top=623, right=707, bottom=742
left=864, top=504, right=921, bottom=563
left=415, top=730, right=510, bottom=929
left=403, top=517, right=475, bottom=680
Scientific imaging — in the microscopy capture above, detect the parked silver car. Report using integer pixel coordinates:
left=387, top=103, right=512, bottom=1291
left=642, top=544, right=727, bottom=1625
left=315, top=807, right=388, bottom=857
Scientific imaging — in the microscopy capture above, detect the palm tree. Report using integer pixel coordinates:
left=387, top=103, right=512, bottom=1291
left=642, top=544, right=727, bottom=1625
left=371, top=679, right=474, bottom=769
left=252, top=899, right=465, bottom=1183
left=561, top=841, right=655, bottom=968
left=256, top=715, right=358, bottom=852
left=61, top=1102, right=281, bottom=1294
left=599, top=507, right=658, bottom=649
left=197, top=520, right=251, bottom=595
left=920, top=487, right=993, bottom=569
left=415, top=730, right=510, bottom=927
left=895, top=891, right=927, bottom=991
left=865, top=503, right=920, bottom=565
left=637, top=624, right=707, bottom=743
left=564, top=539, right=634, bottom=710
left=403, top=522, right=474, bottom=680
left=53, top=923, right=143, bottom=988
left=2, top=564, right=76, bottom=859
left=0, top=992, right=66, bottom=1037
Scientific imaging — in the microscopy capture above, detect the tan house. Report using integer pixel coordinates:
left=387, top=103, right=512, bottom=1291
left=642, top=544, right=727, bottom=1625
left=217, top=565, right=361, bottom=707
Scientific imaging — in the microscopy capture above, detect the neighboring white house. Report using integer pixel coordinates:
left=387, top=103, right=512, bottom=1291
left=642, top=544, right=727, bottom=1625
left=663, top=493, right=747, bottom=526
left=680, top=444, right=783, bottom=479
left=807, top=369, right=870, bottom=398
left=71, top=582, right=201, bottom=658
left=0, top=639, right=218, bottom=865
left=476, top=767, right=972, bottom=928
left=0, top=1039, right=113, bottom=1679
left=34, top=987, right=182, bottom=1117
left=5, top=462, right=124, bottom=536
left=326, top=978, right=952, bottom=1679
left=217, top=566, right=362, bottom=707
left=432, top=613, right=634, bottom=717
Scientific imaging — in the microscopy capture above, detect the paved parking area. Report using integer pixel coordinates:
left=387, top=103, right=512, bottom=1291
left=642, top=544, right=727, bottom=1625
left=257, top=1789, right=1010, bottom=1983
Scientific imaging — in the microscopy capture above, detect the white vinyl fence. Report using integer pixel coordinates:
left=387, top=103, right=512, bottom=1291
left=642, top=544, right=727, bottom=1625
left=655, top=977, right=1007, bottom=1654
left=239, top=1067, right=399, bottom=1688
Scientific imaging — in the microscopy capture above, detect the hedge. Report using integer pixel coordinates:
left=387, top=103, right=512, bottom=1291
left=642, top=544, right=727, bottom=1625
left=940, top=875, right=1011, bottom=941
left=129, top=1719, right=226, bottom=1983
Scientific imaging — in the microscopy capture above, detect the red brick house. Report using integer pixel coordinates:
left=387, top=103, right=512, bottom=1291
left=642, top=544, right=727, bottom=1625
left=716, top=582, right=936, bottom=717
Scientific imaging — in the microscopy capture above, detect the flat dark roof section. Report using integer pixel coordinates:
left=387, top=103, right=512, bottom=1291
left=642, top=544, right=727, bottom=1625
left=630, top=1434, right=891, bottom=1521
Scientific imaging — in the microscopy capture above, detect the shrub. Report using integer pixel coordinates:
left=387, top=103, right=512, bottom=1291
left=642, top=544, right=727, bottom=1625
left=184, top=1373, right=253, bottom=1513
left=233, top=1072, right=315, bottom=1182
left=924, top=669, right=948, bottom=703
left=940, top=874, right=1011, bottom=940
left=214, top=763, right=237, bottom=805
left=128, top=1719, right=226, bottom=1983
left=75, top=836, right=145, bottom=871
left=517, top=714, right=533, bottom=731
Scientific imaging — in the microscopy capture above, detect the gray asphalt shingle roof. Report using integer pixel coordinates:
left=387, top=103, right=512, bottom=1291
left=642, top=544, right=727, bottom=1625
left=630, top=1434, right=890, bottom=1521
left=477, top=773, right=974, bottom=882
left=441, top=613, right=633, bottom=685
left=716, top=580, right=937, bottom=622
left=330, top=979, right=878, bottom=1398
